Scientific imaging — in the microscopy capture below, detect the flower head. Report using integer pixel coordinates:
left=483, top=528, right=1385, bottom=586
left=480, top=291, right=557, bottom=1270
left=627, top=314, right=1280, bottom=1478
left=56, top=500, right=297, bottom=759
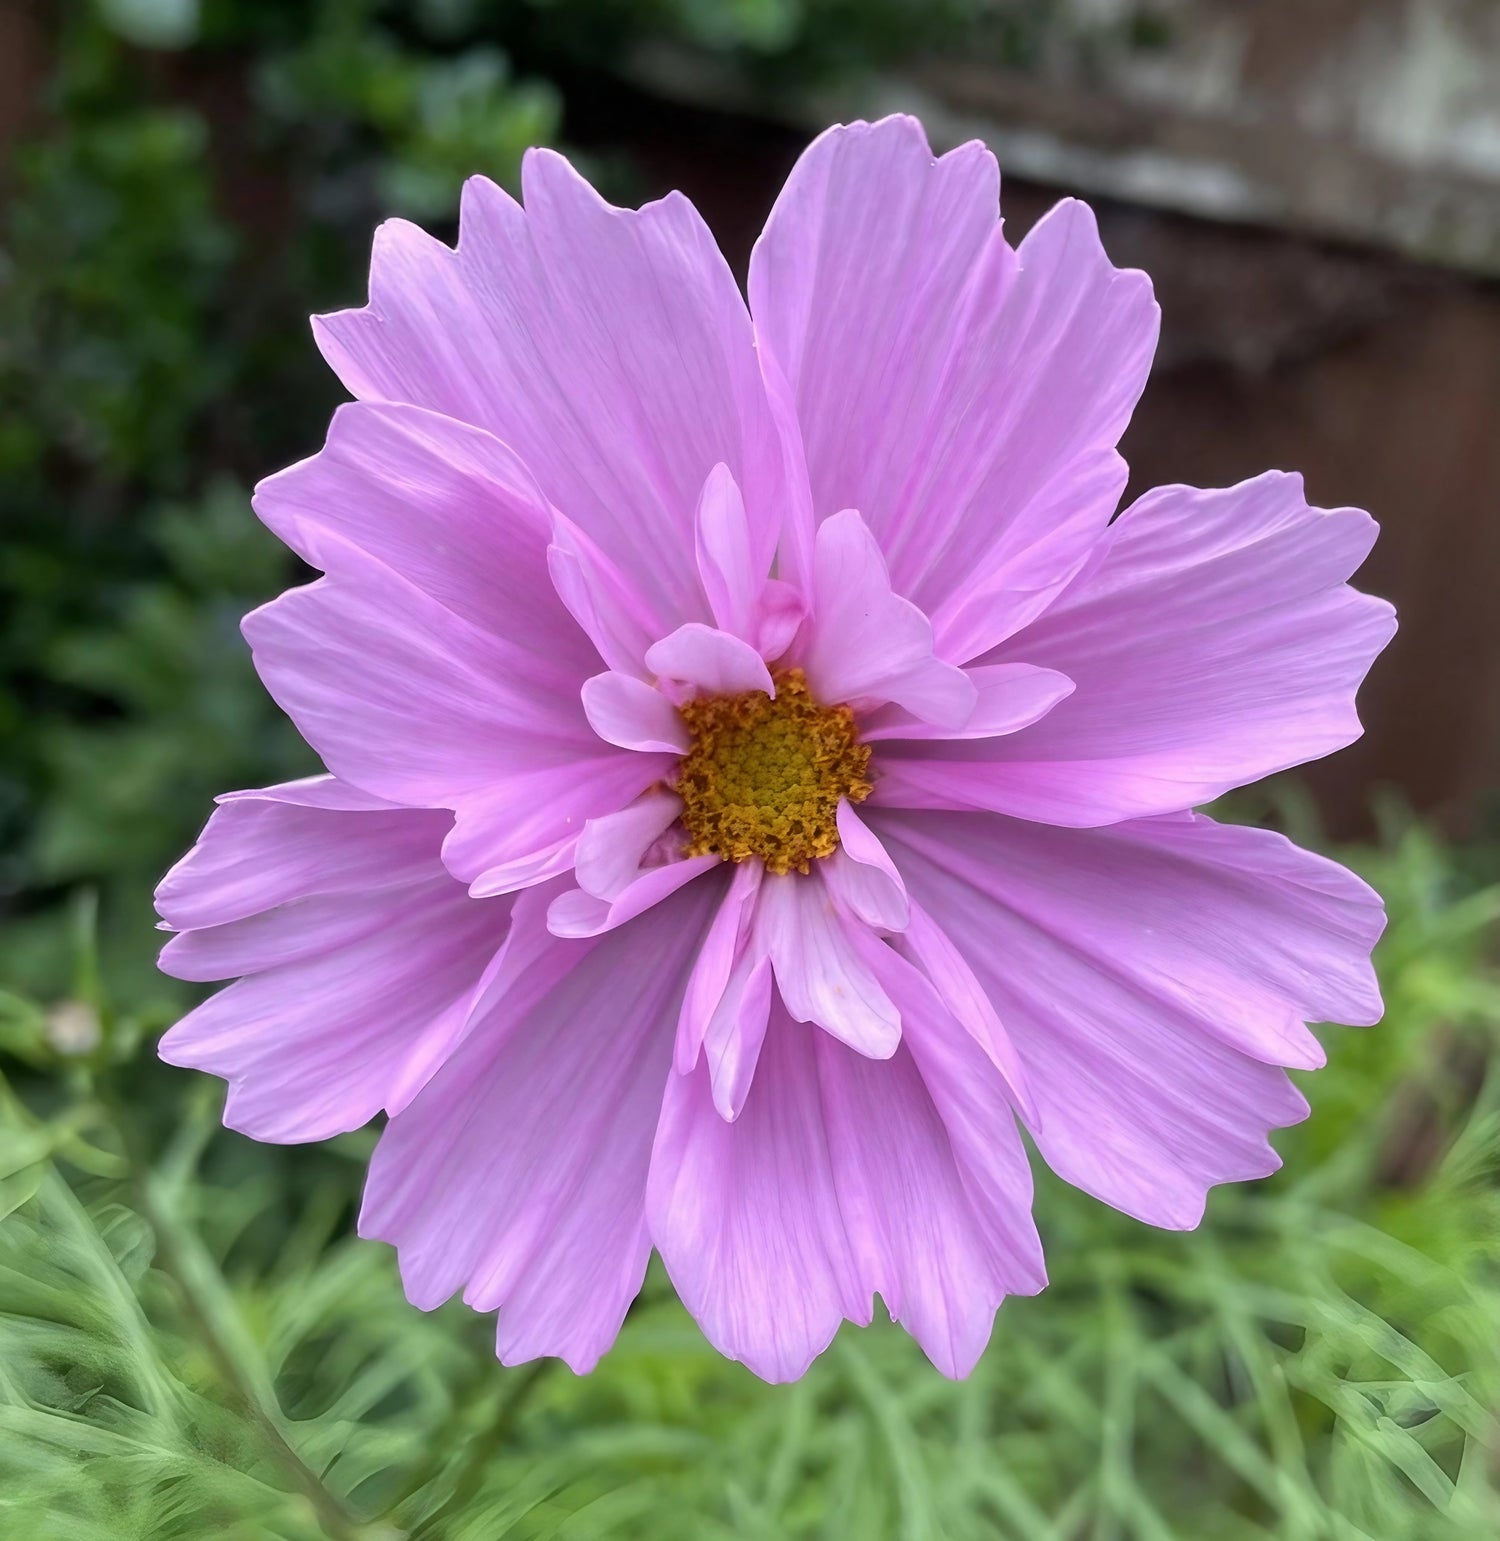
left=158, top=116, right=1395, bottom=1381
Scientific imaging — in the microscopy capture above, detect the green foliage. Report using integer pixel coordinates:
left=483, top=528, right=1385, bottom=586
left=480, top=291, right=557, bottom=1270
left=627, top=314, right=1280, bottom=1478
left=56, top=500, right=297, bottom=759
left=1, top=825, right=1498, bottom=1538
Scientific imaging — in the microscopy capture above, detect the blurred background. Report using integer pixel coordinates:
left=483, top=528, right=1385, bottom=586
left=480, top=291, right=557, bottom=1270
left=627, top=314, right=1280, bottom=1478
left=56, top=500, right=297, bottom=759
left=3, top=2, right=1500, bottom=1537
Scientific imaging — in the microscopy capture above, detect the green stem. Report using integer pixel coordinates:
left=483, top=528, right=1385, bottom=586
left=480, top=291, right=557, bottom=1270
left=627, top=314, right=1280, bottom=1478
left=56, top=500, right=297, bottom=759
left=97, top=1085, right=366, bottom=1541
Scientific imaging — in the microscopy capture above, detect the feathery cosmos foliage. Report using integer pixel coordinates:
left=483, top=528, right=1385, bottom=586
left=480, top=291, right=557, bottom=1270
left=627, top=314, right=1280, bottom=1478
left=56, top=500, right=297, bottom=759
left=155, top=117, right=1394, bottom=1381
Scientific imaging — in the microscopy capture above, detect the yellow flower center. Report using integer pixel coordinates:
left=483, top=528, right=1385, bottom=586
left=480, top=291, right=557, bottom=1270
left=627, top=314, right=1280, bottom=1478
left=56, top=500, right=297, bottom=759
left=675, top=668, right=872, bottom=875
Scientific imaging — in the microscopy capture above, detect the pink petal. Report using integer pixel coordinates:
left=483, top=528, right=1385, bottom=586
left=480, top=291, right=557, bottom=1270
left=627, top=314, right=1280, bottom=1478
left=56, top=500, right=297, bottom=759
left=694, top=462, right=760, bottom=642
left=315, top=153, right=785, bottom=630
left=547, top=512, right=665, bottom=678
left=361, top=879, right=721, bottom=1372
left=821, top=802, right=909, bottom=931
left=702, top=951, right=775, bottom=1122
left=801, top=509, right=975, bottom=725
left=892, top=902, right=1036, bottom=1124
left=242, top=542, right=652, bottom=889
left=759, top=869, right=900, bottom=1059
left=252, top=402, right=590, bottom=674
left=645, top=623, right=774, bottom=698
left=861, top=663, right=1073, bottom=743
left=676, top=860, right=763, bottom=1073
left=878, top=474, right=1396, bottom=824
left=581, top=672, right=689, bottom=754
left=879, top=808, right=1385, bottom=1227
left=453, top=754, right=672, bottom=896
left=752, top=578, right=807, bottom=662
left=158, top=788, right=509, bottom=1142
left=649, top=997, right=1044, bottom=1382
left=813, top=999, right=1045, bottom=1378
left=648, top=1007, right=867, bottom=1382
left=750, top=118, right=1156, bottom=656
left=574, top=789, right=685, bottom=900
left=547, top=855, right=721, bottom=939
left=155, top=776, right=450, bottom=930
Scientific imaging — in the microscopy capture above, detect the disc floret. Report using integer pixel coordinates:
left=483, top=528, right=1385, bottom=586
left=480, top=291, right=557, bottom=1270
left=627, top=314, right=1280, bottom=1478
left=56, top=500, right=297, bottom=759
left=675, top=668, right=872, bottom=874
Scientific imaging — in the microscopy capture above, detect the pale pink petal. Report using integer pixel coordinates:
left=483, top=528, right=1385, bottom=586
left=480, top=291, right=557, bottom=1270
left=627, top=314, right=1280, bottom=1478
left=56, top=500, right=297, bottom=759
left=755, top=346, right=818, bottom=592
left=878, top=808, right=1385, bottom=1227
left=753, top=579, right=807, bottom=662
left=465, top=836, right=578, bottom=898
left=361, top=879, right=721, bottom=1372
left=547, top=854, right=721, bottom=939
left=453, top=755, right=672, bottom=896
left=688, top=466, right=806, bottom=662
left=750, top=118, right=1156, bottom=655
left=702, top=951, right=775, bottom=1122
left=648, top=1006, right=867, bottom=1382
left=813, top=985, right=1045, bottom=1377
left=252, top=402, right=589, bottom=676
left=676, top=860, right=763, bottom=1073
left=694, top=461, right=759, bottom=642
left=650, top=996, right=1044, bottom=1382
left=155, top=776, right=450, bottom=930
left=801, top=509, right=975, bottom=725
left=821, top=802, right=909, bottom=931
left=888, top=902, right=1036, bottom=1124
left=646, top=623, right=775, bottom=698
left=759, top=869, right=900, bottom=1058
left=930, top=448, right=1131, bottom=662
left=158, top=787, right=509, bottom=1142
left=878, top=475, right=1396, bottom=823
left=160, top=887, right=420, bottom=983
left=581, top=672, right=689, bottom=754
left=574, top=789, right=685, bottom=900
left=547, top=512, right=665, bottom=678
left=861, top=664, right=1073, bottom=743
left=242, top=542, right=655, bottom=889
left=243, top=550, right=587, bottom=796
left=315, top=154, right=785, bottom=629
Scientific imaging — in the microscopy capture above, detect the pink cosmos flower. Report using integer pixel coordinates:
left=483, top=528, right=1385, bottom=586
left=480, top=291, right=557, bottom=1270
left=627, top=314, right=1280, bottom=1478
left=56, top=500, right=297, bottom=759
left=157, top=116, right=1395, bottom=1382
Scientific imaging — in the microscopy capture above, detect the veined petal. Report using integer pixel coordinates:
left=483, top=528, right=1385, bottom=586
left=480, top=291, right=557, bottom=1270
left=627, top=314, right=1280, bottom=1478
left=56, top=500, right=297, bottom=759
left=243, top=545, right=588, bottom=795
left=252, top=402, right=589, bottom=676
left=455, top=750, right=673, bottom=897
left=646, top=623, right=775, bottom=699
left=880, top=808, right=1384, bottom=1227
left=890, top=900, right=1036, bottom=1124
left=861, top=664, right=1073, bottom=743
left=694, top=462, right=758, bottom=642
left=879, top=474, right=1396, bottom=824
left=649, top=999, right=1044, bottom=1383
left=759, top=869, right=900, bottom=1059
left=750, top=118, right=1156, bottom=654
left=582, top=672, right=690, bottom=754
left=703, top=951, right=776, bottom=1122
left=155, top=775, right=449, bottom=930
left=242, top=540, right=655, bottom=890
left=676, top=860, right=764, bottom=1073
left=548, top=512, right=665, bottom=677
left=801, top=509, right=974, bottom=726
left=157, top=785, right=508, bottom=1141
left=547, top=855, right=722, bottom=939
left=813, top=986, right=1045, bottom=1377
left=574, top=789, right=685, bottom=900
left=361, top=877, right=721, bottom=1373
left=822, top=802, right=909, bottom=931
left=315, top=153, right=786, bottom=630
left=649, top=1007, right=867, bottom=1382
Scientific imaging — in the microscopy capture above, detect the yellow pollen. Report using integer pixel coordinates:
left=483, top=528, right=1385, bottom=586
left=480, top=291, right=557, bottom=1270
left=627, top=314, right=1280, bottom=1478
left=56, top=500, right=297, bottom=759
left=675, top=668, right=872, bottom=876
